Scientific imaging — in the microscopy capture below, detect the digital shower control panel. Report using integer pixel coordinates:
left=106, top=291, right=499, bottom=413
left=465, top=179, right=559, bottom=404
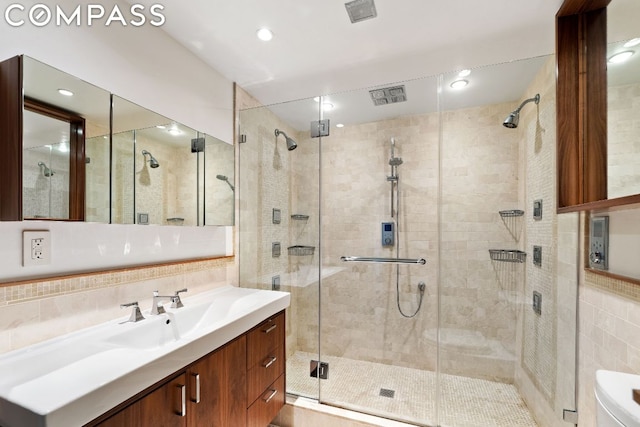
left=589, top=216, right=609, bottom=270
left=382, top=222, right=394, bottom=247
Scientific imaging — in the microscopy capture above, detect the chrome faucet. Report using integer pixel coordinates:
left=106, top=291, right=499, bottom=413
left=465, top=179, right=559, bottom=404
left=151, top=289, right=188, bottom=315
left=151, top=291, right=174, bottom=315
left=172, top=288, right=188, bottom=308
left=120, top=301, right=145, bottom=323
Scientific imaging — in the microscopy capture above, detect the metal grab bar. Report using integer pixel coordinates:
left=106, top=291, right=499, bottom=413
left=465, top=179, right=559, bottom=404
left=340, top=256, right=426, bottom=265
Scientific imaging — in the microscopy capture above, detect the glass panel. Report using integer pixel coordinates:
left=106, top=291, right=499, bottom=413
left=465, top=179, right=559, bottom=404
left=439, top=55, right=572, bottom=427
left=238, top=96, right=321, bottom=401
left=317, top=78, right=438, bottom=425
left=22, top=111, right=70, bottom=219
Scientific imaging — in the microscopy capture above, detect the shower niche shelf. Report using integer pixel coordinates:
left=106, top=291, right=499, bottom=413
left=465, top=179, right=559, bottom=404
left=499, top=210, right=524, bottom=218
left=291, top=214, right=309, bottom=221
left=288, top=245, right=315, bottom=256
left=489, top=249, right=526, bottom=263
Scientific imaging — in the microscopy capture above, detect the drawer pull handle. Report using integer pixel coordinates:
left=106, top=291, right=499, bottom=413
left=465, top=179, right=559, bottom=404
left=192, top=373, right=201, bottom=403
left=177, top=384, right=186, bottom=417
left=263, top=324, right=277, bottom=334
left=262, top=356, right=277, bottom=368
left=262, top=388, right=277, bottom=403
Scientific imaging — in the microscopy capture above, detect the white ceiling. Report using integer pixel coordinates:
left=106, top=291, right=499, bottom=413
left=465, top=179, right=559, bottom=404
left=140, top=0, right=566, bottom=106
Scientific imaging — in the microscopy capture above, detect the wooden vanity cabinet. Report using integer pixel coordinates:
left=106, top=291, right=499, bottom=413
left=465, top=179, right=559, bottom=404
left=90, top=311, right=285, bottom=427
left=187, top=336, right=247, bottom=426
left=246, top=312, right=286, bottom=427
left=96, top=373, right=187, bottom=427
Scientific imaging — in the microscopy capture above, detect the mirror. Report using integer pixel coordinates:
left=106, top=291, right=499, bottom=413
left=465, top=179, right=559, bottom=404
left=607, top=1, right=640, bottom=199
left=23, top=56, right=110, bottom=221
left=111, top=96, right=235, bottom=226
left=204, top=134, right=234, bottom=225
left=2, top=55, right=235, bottom=225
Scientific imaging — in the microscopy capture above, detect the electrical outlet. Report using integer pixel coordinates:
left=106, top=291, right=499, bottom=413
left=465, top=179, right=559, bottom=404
left=23, top=230, right=51, bottom=266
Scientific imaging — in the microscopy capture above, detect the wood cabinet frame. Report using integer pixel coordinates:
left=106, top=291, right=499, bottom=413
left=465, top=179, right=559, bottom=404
left=557, top=0, right=640, bottom=212
left=556, top=0, right=610, bottom=211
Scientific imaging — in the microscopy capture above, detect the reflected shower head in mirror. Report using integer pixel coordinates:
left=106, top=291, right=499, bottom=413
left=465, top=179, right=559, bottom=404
left=38, top=161, right=54, bottom=177
left=274, top=129, right=297, bottom=151
left=141, top=150, right=160, bottom=168
left=503, top=94, right=540, bottom=128
left=216, top=174, right=235, bottom=191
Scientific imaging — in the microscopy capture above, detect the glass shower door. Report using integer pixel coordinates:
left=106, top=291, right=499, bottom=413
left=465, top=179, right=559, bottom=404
left=316, top=79, right=439, bottom=425
left=238, top=95, right=322, bottom=402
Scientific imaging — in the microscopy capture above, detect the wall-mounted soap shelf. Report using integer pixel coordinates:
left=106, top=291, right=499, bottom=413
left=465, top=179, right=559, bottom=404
left=291, top=214, right=309, bottom=220
left=489, top=249, right=526, bottom=263
left=499, top=210, right=524, bottom=218
left=288, top=245, right=315, bottom=256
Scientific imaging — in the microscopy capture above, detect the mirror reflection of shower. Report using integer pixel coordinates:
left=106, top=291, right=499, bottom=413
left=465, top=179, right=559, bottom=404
left=503, top=93, right=540, bottom=128
left=141, top=150, right=160, bottom=168
left=387, top=138, right=425, bottom=318
left=38, top=161, right=54, bottom=177
left=216, top=174, right=235, bottom=191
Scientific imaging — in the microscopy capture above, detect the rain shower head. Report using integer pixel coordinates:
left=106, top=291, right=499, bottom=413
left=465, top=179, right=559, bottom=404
left=38, top=161, right=54, bottom=177
left=142, top=150, right=160, bottom=168
left=216, top=174, right=235, bottom=191
left=503, top=94, right=540, bottom=129
left=274, top=129, right=297, bottom=151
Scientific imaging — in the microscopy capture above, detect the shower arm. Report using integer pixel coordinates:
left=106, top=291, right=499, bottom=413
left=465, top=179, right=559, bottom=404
left=513, top=94, right=540, bottom=114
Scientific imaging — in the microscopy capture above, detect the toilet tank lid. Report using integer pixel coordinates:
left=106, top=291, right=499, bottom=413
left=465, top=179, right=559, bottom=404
left=596, top=370, right=640, bottom=427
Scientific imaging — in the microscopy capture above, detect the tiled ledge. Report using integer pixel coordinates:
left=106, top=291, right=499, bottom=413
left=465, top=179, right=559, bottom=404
left=585, top=269, right=640, bottom=302
left=0, top=257, right=234, bottom=306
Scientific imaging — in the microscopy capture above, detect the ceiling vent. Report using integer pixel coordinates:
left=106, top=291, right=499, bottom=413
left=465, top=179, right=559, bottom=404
left=344, top=0, right=377, bottom=24
left=369, top=85, right=407, bottom=106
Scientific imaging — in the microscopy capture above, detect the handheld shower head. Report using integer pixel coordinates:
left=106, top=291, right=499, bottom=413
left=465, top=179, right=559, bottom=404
left=142, top=150, right=160, bottom=168
left=503, top=94, right=540, bottom=129
left=274, top=129, right=297, bottom=151
left=216, top=174, right=235, bottom=191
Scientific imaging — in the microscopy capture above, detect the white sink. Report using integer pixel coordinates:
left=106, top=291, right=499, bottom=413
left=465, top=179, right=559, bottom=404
left=0, top=285, right=290, bottom=427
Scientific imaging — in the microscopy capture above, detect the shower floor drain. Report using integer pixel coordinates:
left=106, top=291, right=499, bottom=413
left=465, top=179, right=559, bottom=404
left=379, top=388, right=395, bottom=398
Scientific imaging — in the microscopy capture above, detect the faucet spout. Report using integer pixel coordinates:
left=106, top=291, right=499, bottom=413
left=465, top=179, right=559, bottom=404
left=151, top=291, right=173, bottom=315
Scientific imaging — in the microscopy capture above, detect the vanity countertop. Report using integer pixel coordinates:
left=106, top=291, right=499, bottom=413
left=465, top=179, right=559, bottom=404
left=0, top=285, right=290, bottom=427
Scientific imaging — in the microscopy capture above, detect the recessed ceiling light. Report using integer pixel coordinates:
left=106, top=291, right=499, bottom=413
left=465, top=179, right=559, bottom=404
left=450, top=79, right=469, bottom=89
left=156, top=125, right=166, bottom=129
left=458, top=69, right=471, bottom=77
left=336, top=123, right=344, bottom=128
left=313, top=97, right=320, bottom=102
left=608, top=51, right=634, bottom=64
left=256, top=28, right=273, bottom=41
left=58, top=88, right=73, bottom=96
left=623, top=38, right=640, bottom=48
left=322, top=102, right=334, bottom=111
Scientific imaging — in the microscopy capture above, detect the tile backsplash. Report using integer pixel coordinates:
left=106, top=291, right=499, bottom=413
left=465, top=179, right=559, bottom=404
left=0, top=257, right=234, bottom=354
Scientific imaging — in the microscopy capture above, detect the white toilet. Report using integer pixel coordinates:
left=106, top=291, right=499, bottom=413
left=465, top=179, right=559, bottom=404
left=596, top=370, right=640, bottom=426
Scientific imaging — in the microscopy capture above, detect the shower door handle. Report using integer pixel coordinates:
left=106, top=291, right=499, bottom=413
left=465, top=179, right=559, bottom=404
left=340, top=256, right=426, bottom=265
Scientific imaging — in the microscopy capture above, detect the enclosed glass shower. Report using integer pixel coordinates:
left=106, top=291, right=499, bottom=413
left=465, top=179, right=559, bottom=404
left=238, top=54, right=579, bottom=427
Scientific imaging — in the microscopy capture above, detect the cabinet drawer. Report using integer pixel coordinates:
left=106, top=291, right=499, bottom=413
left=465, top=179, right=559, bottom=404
left=247, top=374, right=285, bottom=427
left=247, top=311, right=284, bottom=369
left=247, top=344, right=284, bottom=405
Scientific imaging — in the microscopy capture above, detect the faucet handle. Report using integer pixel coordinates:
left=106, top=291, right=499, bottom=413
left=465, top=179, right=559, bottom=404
left=171, top=288, right=188, bottom=309
left=120, top=301, right=145, bottom=323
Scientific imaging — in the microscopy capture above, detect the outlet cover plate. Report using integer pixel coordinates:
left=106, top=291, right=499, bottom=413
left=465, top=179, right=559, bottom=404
left=23, top=230, right=51, bottom=266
